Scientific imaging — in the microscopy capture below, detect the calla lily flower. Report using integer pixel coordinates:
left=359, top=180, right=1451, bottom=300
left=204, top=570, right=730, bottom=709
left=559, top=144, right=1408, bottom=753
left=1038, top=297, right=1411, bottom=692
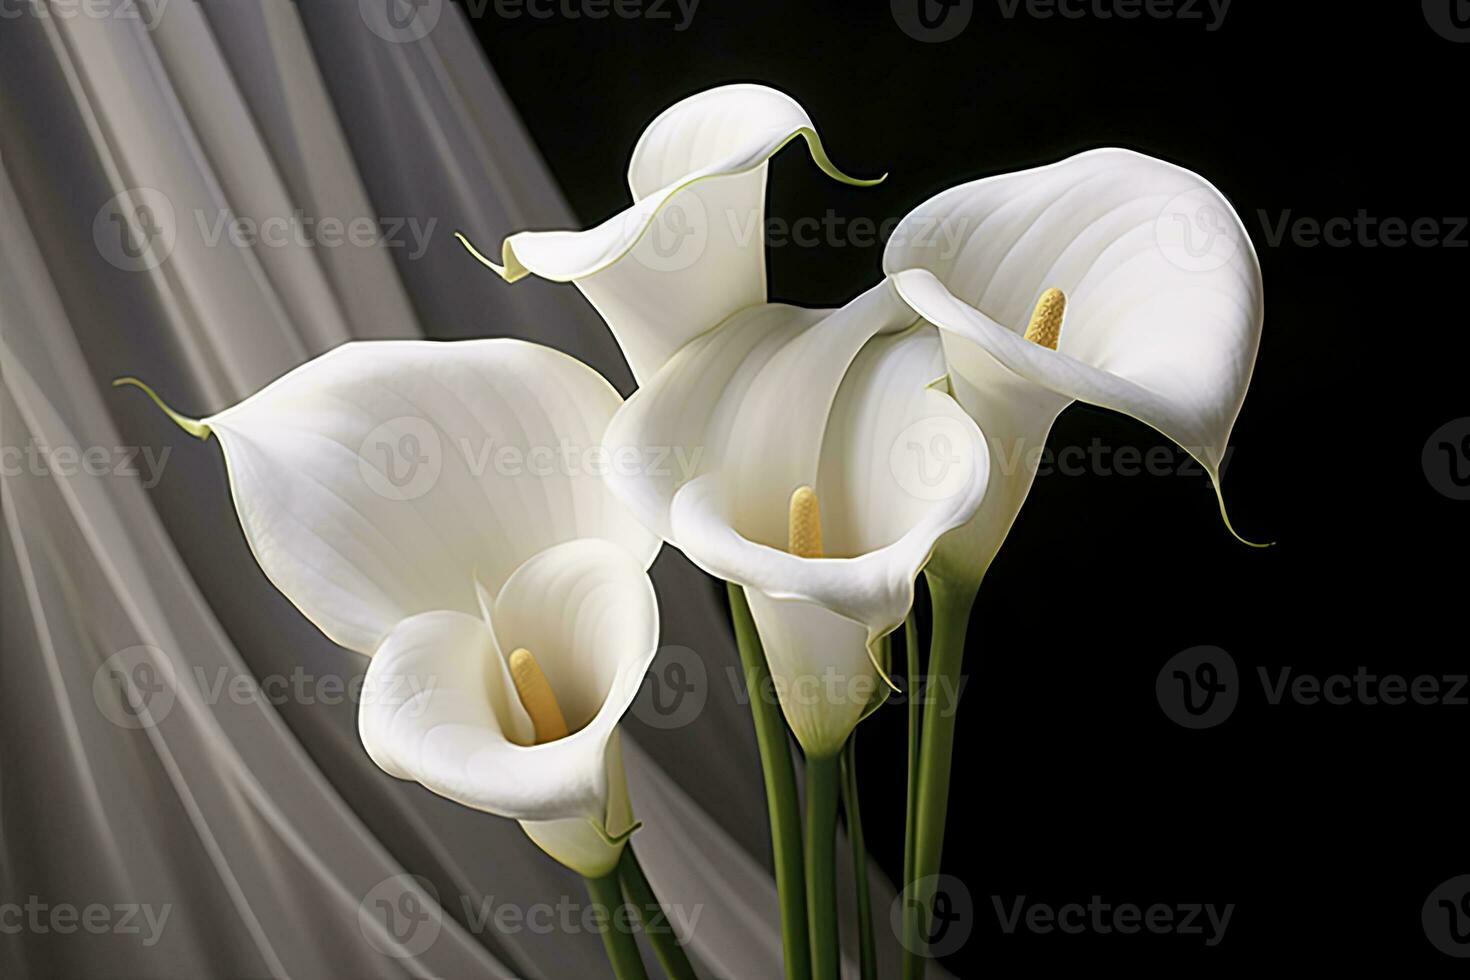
left=603, top=281, right=990, bottom=759
left=458, top=83, right=883, bottom=385
left=121, top=340, right=661, bottom=877
left=881, top=148, right=1266, bottom=583
left=465, top=84, right=991, bottom=759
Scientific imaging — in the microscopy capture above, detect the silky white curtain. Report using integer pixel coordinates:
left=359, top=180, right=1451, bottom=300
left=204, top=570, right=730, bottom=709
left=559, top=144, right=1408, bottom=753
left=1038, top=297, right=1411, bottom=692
left=0, top=2, right=924, bottom=977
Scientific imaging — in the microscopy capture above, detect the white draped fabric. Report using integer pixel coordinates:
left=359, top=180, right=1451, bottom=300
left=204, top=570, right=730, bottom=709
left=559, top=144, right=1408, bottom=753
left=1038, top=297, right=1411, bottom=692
left=0, top=2, right=929, bottom=977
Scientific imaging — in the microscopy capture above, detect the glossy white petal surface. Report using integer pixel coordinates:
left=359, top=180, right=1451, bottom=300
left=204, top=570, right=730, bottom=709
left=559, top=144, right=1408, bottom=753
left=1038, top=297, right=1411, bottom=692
left=203, top=339, right=658, bottom=655
left=358, top=539, right=656, bottom=874
left=884, top=148, right=1261, bottom=476
left=480, top=84, right=881, bottom=383
left=884, top=148, right=1265, bottom=571
left=606, top=283, right=988, bottom=754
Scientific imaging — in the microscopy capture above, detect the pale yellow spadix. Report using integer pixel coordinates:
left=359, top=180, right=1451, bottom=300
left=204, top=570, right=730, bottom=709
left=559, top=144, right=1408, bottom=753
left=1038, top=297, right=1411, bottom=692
left=508, top=648, right=569, bottom=744
left=1023, top=288, right=1065, bottom=350
left=788, top=485, right=823, bottom=559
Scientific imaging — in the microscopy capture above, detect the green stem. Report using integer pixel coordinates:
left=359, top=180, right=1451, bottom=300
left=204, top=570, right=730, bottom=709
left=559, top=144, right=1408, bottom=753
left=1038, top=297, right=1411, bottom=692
left=902, top=573, right=977, bottom=980
left=727, top=582, right=810, bottom=980
left=804, top=753, right=842, bottom=980
left=584, top=870, right=649, bottom=980
left=900, top=609, right=923, bottom=970
left=618, top=846, right=697, bottom=980
left=839, top=739, right=877, bottom=980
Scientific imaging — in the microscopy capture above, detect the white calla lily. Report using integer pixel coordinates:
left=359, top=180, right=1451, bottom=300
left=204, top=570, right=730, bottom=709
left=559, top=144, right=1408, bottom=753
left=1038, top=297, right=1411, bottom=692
left=882, top=148, right=1267, bottom=583
left=471, top=84, right=986, bottom=759
left=604, top=280, right=990, bottom=759
left=121, top=339, right=660, bottom=876
left=460, top=83, right=882, bottom=384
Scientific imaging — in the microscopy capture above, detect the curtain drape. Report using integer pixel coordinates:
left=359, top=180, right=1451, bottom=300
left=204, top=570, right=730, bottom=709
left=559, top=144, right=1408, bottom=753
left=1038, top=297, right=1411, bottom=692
left=1, top=2, right=926, bottom=977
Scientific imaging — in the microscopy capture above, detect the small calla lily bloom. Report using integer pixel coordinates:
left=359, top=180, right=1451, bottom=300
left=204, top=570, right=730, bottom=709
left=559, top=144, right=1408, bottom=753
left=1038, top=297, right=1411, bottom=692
left=467, top=84, right=990, bottom=759
left=603, top=281, right=990, bottom=759
left=459, top=83, right=882, bottom=385
left=882, top=148, right=1266, bottom=583
left=121, top=340, right=661, bottom=877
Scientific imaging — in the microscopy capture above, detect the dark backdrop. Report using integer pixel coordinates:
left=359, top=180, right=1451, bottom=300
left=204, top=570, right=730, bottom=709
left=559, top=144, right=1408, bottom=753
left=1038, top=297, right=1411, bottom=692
left=469, top=1, right=1466, bottom=972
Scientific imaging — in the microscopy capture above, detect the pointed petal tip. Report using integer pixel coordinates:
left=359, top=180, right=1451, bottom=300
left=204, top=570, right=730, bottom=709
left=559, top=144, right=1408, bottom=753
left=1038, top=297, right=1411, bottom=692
left=799, top=127, right=886, bottom=188
left=1214, top=482, right=1274, bottom=549
left=113, top=377, right=211, bottom=440
left=594, top=818, right=642, bottom=848
left=454, top=230, right=514, bottom=280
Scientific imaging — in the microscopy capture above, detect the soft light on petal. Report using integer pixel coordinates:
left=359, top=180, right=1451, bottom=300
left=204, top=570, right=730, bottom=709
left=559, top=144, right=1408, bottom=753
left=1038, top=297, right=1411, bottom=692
left=884, top=148, right=1266, bottom=563
left=201, top=339, right=659, bottom=655
left=607, top=282, right=989, bottom=754
left=358, top=539, right=658, bottom=875
left=475, top=84, right=881, bottom=383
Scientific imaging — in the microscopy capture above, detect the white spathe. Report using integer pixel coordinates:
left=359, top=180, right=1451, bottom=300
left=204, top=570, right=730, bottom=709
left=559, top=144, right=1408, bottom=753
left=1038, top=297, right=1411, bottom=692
left=464, top=83, right=882, bottom=385
left=196, top=339, right=660, bottom=876
left=605, top=281, right=990, bottom=758
left=882, top=148, right=1266, bottom=582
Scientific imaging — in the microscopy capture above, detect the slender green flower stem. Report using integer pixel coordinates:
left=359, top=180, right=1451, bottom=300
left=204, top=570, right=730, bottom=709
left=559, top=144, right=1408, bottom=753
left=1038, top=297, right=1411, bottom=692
left=618, top=846, right=697, bottom=980
left=900, top=609, right=923, bottom=970
left=584, top=870, right=649, bottom=980
left=804, top=753, right=842, bottom=980
left=839, top=739, right=877, bottom=980
left=726, top=582, right=810, bottom=980
left=902, top=572, right=978, bottom=980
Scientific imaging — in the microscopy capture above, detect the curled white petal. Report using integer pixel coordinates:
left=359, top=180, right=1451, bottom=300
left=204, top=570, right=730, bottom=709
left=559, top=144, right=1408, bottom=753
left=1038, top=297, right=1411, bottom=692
left=476, top=84, right=881, bottom=383
left=606, top=282, right=989, bottom=753
left=884, top=148, right=1265, bottom=560
left=358, top=539, right=657, bottom=873
left=203, top=339, right=658, bottom=655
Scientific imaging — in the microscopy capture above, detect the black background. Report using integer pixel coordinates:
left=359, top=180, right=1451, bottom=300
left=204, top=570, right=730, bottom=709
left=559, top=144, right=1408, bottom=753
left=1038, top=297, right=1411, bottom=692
left=472, top=1, right=1466, bottom=972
